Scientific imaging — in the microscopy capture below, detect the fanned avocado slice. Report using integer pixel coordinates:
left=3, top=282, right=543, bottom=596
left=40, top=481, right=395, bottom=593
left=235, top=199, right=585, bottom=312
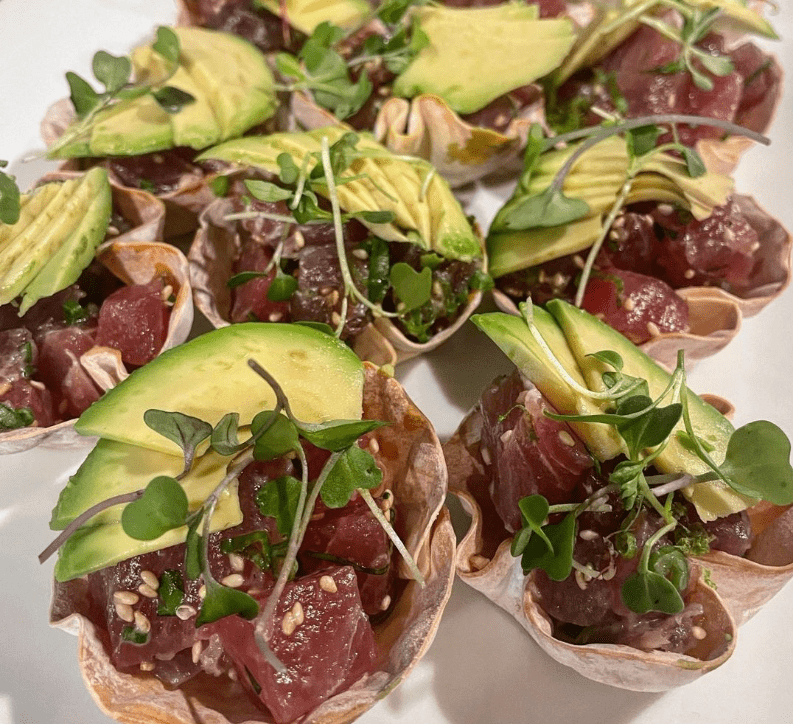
left=199, top=128, right=482, bottom=262
left=49, top=27, right=276, bottom=159
left=255, top=0, right=370, bottom=34
left=393, top=3, right=575, bottom=114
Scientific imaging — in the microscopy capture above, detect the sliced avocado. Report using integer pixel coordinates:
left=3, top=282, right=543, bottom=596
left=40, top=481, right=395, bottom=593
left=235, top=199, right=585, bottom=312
left=546, top=299, right=754, bottom=521
left=0, top=182, right=63, bottom=251
left=200, top=129, right=482, bottom=262
left=49, top=27, right=276, bottom=159
left=392, top=4, right=575, bottom=115
left=255, top=0, right=370, bottom=34
left=0, top=172, right=109, bottom=306
left=75, top=323, right=365, bottom=454
left=472, top=308, right=623, bottom=462
left=18, top=168, right=112, bottom=315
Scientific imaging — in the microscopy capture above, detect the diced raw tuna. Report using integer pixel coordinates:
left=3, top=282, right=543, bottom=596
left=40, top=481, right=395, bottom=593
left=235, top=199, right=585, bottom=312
left=108, top=148, right=199, bottom=195
left=207, top=566, right=376, bottom=724
left=0, top=379, right=56, bottom=428
left=730, top=42, right=781, bottom=134
left=230, top=240, right=291, bottom=324
left=95, top=279, right=170, bottom=367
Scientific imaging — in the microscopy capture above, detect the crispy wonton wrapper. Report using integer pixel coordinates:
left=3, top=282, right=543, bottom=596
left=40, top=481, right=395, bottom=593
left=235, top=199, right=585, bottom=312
left=50, top=363, right=455, bottom=724
left=493, top=194, right=791, bottom=370
left=188, top=197, right=485, bottom=366
left=0, top=239, right=193, bottom=454
left=41, top=99, right=219, bottom=238
left=446, top=399, right=737, bottom=691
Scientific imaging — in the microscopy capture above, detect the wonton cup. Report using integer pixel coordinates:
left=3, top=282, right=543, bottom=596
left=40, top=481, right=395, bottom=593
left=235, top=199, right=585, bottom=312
left=492, top=194, right=791, bottom=370
left=188, top=197, right=485, bottom=367
left=50, top=363, right=455, bottom=724
left=0, top=239, right=193, bottom=454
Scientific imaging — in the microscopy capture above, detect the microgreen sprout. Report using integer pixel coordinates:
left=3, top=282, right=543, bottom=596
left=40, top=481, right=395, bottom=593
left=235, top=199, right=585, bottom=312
left=0, top=160, right=20, bottom=225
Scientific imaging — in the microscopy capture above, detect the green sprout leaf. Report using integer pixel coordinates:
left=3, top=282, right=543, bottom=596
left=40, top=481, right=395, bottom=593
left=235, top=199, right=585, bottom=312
left=121, top=476, right=189, bottom=540
left=256, top=476, right=302, bottom=537
left=588, top=350, right=624, bottom=372
left=196, top=581, right=259, bottom=626
left=245, top=178, right=294, bottom=203
left=184, top=512, right=203, bottom=580
left=211, top=412, right=244, bottom=456
left=616, top=397, right=682, bottom=459
left=681, top=147, right=707, bottom=178
left=0, top=403, right=34, bottom=431
left=143, top=409, right=213, bottom=473
left=367, top=238, right=390, bottom=304
left=227, top=270, right=269, bottom=289
left=221, top=531, right=274, bottom=571
left=321, top=445, right=383, bottom=509
left=63, top=299, right=89, bottom=325
left=152, top=85, right=195, bottom=113
left=152, top=26, right=181, bottom=65
left=66, top=72, right=101, bottom=118
left=266, top=267, right=298, bottom=302
left=390, top=262, right=432, bottom=311
left=252, top=411, right=301, bottom=460
left=92, top=50, right=131, bottom=94
left=511, top=495, right=552, bottom=557
left=121, top=626, right=149, bottom=644
left=300, top=419, right=387, bottom=452
left=626, top=125, right=662, bottom=159
left=0, top=168, right=20, bottom=225
left=210, top=175, right=230, bottom=197
left=498, top=187, right=590, bottom=231
left=520, top=512, right=576, bottom=581
left=156, top=570, right=185, bottom=616
left=622, top=569, right=684, bottom=615
left=649, top=545, right=689, bottom=592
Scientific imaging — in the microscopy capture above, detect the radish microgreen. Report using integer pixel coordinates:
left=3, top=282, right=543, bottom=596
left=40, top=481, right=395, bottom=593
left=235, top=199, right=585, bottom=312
left=0, top=161, right=20, bottom=225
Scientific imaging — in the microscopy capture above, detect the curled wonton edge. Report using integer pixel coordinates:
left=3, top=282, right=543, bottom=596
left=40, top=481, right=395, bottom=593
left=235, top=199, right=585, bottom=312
left=0, top=239, right=194, bottom=455
left=445, top=396, right=793, bottom=691
left=492, top=194, right=791, bottom=370
left=188, top=196, right=486, bottom=367
left=41, top=99, right=219, bottom=238
left=49, top=363, right=455, bottom=724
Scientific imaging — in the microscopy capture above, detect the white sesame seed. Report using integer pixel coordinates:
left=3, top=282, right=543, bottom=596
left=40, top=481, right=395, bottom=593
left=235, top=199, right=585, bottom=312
left=134, top=611, right=151, bottom=634
left=291, top=602, right=304, bottom=626
left=609, top=230, right=620, bottom=241
left=612, top=215, right=626, bottom=229
left=494, top=113, right=509, bottom=127
left=646, top=321, right=661, bottom=337
left=192, top=640, right=203, bottom=664
left=282, top=612, right=296, bottom=636
left=657, top=203, right=674, bottom=215
left=221, top=574, right=244, bottom=589
left=380, top=595, right=392, bottom=611
left=574, top=570, right=589, bottom=591
left=368, top=437, right=380, bottom=454
left=692, top=625, right=707, bottom=640
left=106, top=225, right=120, bottom=237
left=552, top=272, right=566, bottom=288
left=750, top=241, right=760, bottom=253
left=623, top=297, right=636, bottom=312
left=268, top=311, right=283, bottom=322
left=140, top=661, right=155, bottom=672
left=115, top=603, right=134, bottom=622
left=579, top=529, right=599, bottom=541
left=380, top=492, right=393, bottom=512
left=138, top=584, right=158, bottom=599
left=722, top=227, right=736, bottom=242
left=229, top=553, right=245, bottom=572
left=352, top=248, right=368, bottom=260
left=684, top=268, right=696, bottom=279
left=500, top=429, right=514, bottom=444
left=327, top=290, right=339, bottom=306
left=140, top=571, right=159, bottom=590
left=30, top=380, right=46, bottom=391
left=160, top=285, right=173, bottom=302
left=480, top=446, right=492, bottom=466
left=113, top=591, right=140, bottom=606
left=331, top=311, right=342, bottom=326
left=558, top=430, right=576, bottom=447
left=573, top=255, right=585, bottom=269
left=228, top=668, right=238, bottom=681
left=0, top=382, right=9, bottom=396
left=320, top=286, right=334, bottom=296
left=176, top=605, right=197, bottom=621
left=538, top=270, right=547, bottom=284
left=319, top=575, right=338, bottom=593
left=294, top=230, right=305, bottom=249
left=198, top=585, right=206, bottom=600
left=432, top=280, right=443, bottom=297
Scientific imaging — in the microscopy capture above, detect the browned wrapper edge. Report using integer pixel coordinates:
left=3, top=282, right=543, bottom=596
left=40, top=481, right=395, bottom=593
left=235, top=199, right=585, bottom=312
left=0, top=240, right=193, bottom=454
left=49, top=363, right=455, bottom=724
left=188, top=196, right=485, bottom=367
left=445, top=403, right=746, bottom=691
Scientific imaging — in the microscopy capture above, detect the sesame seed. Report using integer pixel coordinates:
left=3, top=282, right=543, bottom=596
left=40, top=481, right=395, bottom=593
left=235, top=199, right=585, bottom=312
left=352, top=248, right=368, bottom=260
left=470, top=555, right=489, bottom=571
left=504, top=287, right=523, bottom=297
left=327, top=290, right=339, bottom=306
left=113, top=591, right=139, bottom=606
left=579, top=529, right=598, bottom=541
left=115, top=602, right=134, bottom=622
left=692, top=625, right=707, bottom=640
left=160, top=285, right=173, bottom=302
left=573, top=255, right=585, bottom=269
left=657, top=204, right=674, bottom=215
left=140, top=661, right=155, bottom=672
left=558, top=430, right=576, bottom=447
left=368, top=437, right=380, bottom=454
left=380, top=595, right=392, bottom=611
left=153, top=154, right=164, bottom=164
left=198, top=585, right=206, bottom=600
left=750, top=241, right=760, bottom=253
left=684, top=269, right=696, bottom=279
left=0, top=383, right=9, bottom=396
left=291, top=602, right=304, bottom=626
left=228, top=669, right=238, bottom=681
left=320, top=286, right=334, bottom=296
left=221, top=574, right=244, bottom=589
left=331, top=311, right=342, bottom=326
left=612, top=215, right=626, bottom=229
left=609, top=230, right=620, bottom=241
left=594, top=313, right=606, bottom=321
left=494, top=113, right=509, bottom=127
left=380, top=492, right=393, bottom=512
left=138, top=584, right=158, bottom=599
left=646, top=321, right=661, bottom=337
left=319, top=575, right=338, bottom=593
left=574, top=570, right=589, bottom=591
left=396, top=302, right=406, bottom=312
left=192, top=640, right=203, bottom=664
left=722, top=227, right=736, bottom=242
left=176, top=605, right=197, bottom=621
left=538, top=270, right=547, bottom=284
left=268, top=311, right=283, bottom=322
left=378, top=85, right=391, bottom=96
left=432, top=280, right=443, bottom=297
left=141, top=571, right=159, bottom=590
left=500, top=429, right=514, bottom=444
left=282, top=612, right=296, bottom=636
left=602, top=566, right=616, bottom=581
left=623, top=297, right=636, bottom=312
left=134, top=611, right=151, bottom=634
left=106, top=225, right=120, bottom=237
left=30, top=380, right=46, bottom=391
left=480, top=446, right=492, bottom=466
left=552, top=272, right=566, bottom=288
left=229, top=553, right=245, bottom=572
left=294, top=230, right=305, bottom=249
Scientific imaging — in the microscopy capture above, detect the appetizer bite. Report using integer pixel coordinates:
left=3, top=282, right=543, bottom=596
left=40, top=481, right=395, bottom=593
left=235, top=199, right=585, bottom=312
left=0, top=169, right=191, bottom=453
left=448, top=300, right=793, bottom=690
left=42, top=323, right=454, bottom=723
left=189, top=127, right=489, bottom=365
left=41, top=26, right=278, bottom=236
left=487, top=120, right=791, bottom=367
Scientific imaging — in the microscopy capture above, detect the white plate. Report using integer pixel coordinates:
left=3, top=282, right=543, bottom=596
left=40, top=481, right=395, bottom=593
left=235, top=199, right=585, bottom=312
left=1, top=2, right=792, bottom=723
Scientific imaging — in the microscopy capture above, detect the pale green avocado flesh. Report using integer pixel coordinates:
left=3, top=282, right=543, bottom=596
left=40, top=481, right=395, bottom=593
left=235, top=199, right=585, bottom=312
left=393, top=4, right=575, bottom=114
left=49, top=27, right=276, bottom=158
left=199, top=129, right=482, bottom=262
left=255, top=0, right=370, bottom=34
left=0, top=167, right=112, bottom=311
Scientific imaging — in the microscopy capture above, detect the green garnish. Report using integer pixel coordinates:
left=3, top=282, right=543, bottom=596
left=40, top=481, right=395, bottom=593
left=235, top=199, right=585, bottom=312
left=0, top=160, right=20, bottom=225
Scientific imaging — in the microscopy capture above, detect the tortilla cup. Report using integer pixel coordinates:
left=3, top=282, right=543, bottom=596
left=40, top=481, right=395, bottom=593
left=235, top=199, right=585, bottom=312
left=50, top=362, right=455, bottom=724
left=0, top=239, right=193, bottom=454
left=446, top=401, right=745, bottom=691
left=188, top=196, right=485, bottom=366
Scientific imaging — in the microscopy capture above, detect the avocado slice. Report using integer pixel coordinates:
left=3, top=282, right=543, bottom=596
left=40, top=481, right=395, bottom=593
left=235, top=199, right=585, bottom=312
left=199, top=129, right=482, bottom=262
left=255, top=0, right=370, bottom=34
left=545, top=299, right=754, bottom=521
left=0, top=169, right=111, bottom=308
left=53, top=447, right=242, bottom=581
left=392, top=4, right=575, bottom=114
left=75, top=323, right=365, bottom=455
left=18, top=168, right=112, bottom=315
left=49, top=27, right=276, bottom=159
